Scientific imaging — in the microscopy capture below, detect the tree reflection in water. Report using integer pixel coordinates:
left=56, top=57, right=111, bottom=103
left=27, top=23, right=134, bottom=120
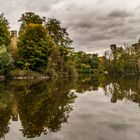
left=16, top=79, right=76, bottom=138
left=0, top=82, right=11, bottom=139
left=104, top=76, right=140, bottom=105
left=0, top=75, right=140, bottom=138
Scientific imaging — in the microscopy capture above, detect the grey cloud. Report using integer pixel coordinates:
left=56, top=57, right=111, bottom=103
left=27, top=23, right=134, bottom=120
left=66, top=13, right=126, bottom=43
left=19, top=0, right=60, bottom=12
left=63, top=3, right=77, bottom=12
left=62, top=4, right=138, bottom=52
left=87, top=33, right=112, bottom=42
left=108, top=10, right=132, bottom=18
left=96, top=0, right=105, bottom=4
left=0, top=0, right=140, bottom=55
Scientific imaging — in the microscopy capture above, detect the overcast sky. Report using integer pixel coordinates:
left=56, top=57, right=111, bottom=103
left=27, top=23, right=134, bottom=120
left=0, top=0, right=140, bottom=54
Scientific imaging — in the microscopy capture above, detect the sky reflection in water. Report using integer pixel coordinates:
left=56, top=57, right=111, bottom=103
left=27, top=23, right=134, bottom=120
left=0, top=75, right=140, bottom=140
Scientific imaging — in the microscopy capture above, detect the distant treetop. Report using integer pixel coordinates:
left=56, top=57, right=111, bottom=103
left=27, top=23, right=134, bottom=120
left=18, top=12, right=45, bottom=33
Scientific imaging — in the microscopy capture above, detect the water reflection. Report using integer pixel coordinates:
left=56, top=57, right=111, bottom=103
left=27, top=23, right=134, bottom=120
left=104, top=76, right=140, bottom=105
left=17, top=79, right=76, bottom=138
left=0, top=83, right=11, bottom=138
left=0, top=75, right=140, bottom=139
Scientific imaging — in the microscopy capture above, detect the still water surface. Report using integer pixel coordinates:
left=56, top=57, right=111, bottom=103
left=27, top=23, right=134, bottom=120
left=0, top=75, right=140, bottom=140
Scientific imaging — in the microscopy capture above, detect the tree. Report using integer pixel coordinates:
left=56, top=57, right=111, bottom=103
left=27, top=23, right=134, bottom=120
left=46, top=18, right=72, bottom=48
left=18, top=12, right=45, bottom=33
left=17, top=23, right=51, bottom=71
left=0, top=45, right=14, bottom=77
left=0, top=13, right=10, bottom=46
left=45, top=18, right=74, bottom=74
left=73, top=51, right=100, bottom=74
left=132, top=41, right=140, bottom=72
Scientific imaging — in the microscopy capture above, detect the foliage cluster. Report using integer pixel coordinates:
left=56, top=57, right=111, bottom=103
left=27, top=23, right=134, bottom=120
left=103, top=43, right=140, bottom=74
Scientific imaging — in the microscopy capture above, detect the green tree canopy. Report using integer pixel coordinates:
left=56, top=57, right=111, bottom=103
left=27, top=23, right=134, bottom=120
left=0, top=45, right=14, bottom=77
left=46, top=18, right=73, bottom=48
left=17, top=23, right=51, bottom=71
left=18, top=12, right=45, bottom=33
left=0, top=13, right=10, bottom=46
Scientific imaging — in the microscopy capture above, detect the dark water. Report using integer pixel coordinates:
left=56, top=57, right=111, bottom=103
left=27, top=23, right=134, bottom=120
left=0, top=75, right=140, bottom=140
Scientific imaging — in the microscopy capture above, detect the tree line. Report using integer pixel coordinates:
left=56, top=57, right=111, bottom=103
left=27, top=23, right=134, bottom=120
left=103, top=43, right=140, bottom=74
left=0, top=12, right=140, bottom=79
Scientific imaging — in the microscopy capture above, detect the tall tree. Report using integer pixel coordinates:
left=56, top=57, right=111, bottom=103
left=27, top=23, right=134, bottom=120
left=18, top=12, right=45, bottom=33
left=46, top=18, right=73, bottom=48
left=45, top=18, right=74, bottom=74
left=0, top=13, right=10, bottom=46
left=17, top=23, right=51, bottom=71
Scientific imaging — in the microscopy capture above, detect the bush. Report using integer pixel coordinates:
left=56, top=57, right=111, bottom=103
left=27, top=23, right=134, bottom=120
left=80, top=64, right=91, bottom=73
left=0, top=45, right=14, bottom=78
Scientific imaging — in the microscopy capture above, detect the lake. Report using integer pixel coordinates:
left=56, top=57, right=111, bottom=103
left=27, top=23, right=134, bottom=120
left=0, top=75, right=140, bottom=140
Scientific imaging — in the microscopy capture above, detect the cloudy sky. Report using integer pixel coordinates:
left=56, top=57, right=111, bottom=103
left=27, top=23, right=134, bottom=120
left=0, top=0, right=140, bottom=54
